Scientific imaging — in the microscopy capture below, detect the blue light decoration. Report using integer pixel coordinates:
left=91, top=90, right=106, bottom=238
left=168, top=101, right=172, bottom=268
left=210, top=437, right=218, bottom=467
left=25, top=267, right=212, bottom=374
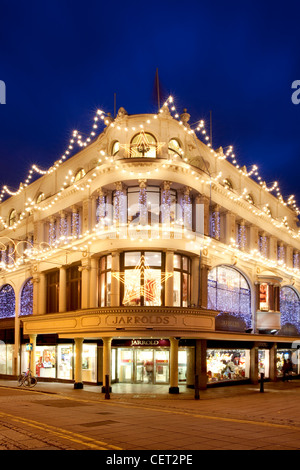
left=20, top=278, right=33, bottom=316
left=0, top=284, right=15, bottom=318
left=259, top=234, right=268, bottom=257
left=208, top=265, right=252, bottom=329
left=49, top=218, right=57, bottom=245
left=138, top=181, right=147, bottom=225
left=210, top=210, right=220, bottom=239
left=280, top=286, right=300, bottom=333
left=71, top=210, right=80, bottom=238
left=96, top=192, right=107, bottom=224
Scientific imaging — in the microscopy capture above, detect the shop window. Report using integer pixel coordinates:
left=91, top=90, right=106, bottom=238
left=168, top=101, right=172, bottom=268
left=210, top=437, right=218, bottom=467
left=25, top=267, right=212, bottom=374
left=173, top=254, right=191, bottom=307
left=35, top=346, right=56, bottom=379
left=20, top=278, right=33, bottom=316
left=66, top=265, right=81, bottom=311
left=121, top=251, right=163, bottom=306
left=0, top=284, right=15, bottom=318
left=168, top=139, right=182, bottom=159
left=99, top=255, right=112, bottom=307
left=82, top=344, right=97, bottom=382
left=46, top=270, right=59, bottom=313
left=130, top=132, right=157, bottom=158
left=8, top=209, right=17, bottom=227
left=208, top=266, right=252, bottom=329
left=280, top=286, right=300, bottom=333
left=277, top=349, right=299, bottom=377
left=207, top=349, right=250, bottom=383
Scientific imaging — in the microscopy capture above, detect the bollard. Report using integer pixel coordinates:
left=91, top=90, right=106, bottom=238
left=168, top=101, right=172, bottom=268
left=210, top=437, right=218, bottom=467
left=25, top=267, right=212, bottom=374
left=105, top=374, right=110, bottom=400
left=260, top=372, right=264, bottom=393
left=194, top=374, right=200, bottom=400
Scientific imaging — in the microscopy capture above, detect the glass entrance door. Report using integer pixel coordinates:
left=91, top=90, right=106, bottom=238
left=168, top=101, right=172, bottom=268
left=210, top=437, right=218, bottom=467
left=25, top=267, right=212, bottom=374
left=135, top=349, right=154, bottom=383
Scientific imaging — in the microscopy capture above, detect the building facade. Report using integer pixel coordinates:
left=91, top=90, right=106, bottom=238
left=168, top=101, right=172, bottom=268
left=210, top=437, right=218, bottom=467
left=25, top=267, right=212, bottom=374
left=0, top=101, right=300, bottom=392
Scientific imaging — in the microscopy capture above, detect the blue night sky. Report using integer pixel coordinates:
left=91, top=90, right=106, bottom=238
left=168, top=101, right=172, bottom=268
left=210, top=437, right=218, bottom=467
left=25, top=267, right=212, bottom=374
left=0, top=1, right=300, bottom=206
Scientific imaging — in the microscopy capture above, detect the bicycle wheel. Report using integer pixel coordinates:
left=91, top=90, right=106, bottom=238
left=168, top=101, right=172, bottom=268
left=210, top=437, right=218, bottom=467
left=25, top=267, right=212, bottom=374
left=17, top=374, right=25, bottom=386
left=25, top=376, right=37, bottom=388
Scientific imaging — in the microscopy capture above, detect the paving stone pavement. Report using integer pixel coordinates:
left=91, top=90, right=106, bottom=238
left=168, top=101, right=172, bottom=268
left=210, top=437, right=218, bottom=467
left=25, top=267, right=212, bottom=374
left=0, top=378, right=299, bottom=452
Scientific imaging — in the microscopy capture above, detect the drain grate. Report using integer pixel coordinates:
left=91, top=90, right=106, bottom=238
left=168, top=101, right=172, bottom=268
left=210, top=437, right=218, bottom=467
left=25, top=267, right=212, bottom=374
left=79, top=420, right=117, bottom=427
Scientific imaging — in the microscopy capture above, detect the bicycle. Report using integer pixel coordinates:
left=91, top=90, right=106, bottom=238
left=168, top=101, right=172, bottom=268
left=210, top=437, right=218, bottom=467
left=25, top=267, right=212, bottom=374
left=17, top=369, right=37, bottom=388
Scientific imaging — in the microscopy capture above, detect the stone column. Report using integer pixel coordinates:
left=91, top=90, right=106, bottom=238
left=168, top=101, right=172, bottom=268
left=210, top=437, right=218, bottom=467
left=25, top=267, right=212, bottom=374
left=195, top=339, right=207, bottom=390
left=38, top=272, right=47, bottom=315
left=269, top=343, right=278, bottom=382
left=191, top=256, right=200, bottom=307
left=32, top=273, right=40, bottom=315
left=199, top=259, right=211, bottom=309
left=79, top=259, right=90, bottom=309
left=249, top=225, right=259, bottom=252
left=82, top=198, right=91, bottom=235
left=89, top=258, right=98, bottom=308
left=29, top=334, right=37, bottom=377
left=250, top=345, right=259, bottom=384
left=186, top=347, right=195, bottom=388
left=111, top=252, right=120, bottom=307
left=269, top=236, right=277, bottom=261
left=59, top=266, right=67, bottom=313
left=223, top=211, right=236, bottom=245
left=74, top=338, right=84, bottom=389
left=169, top=337, right=179, bottom=394
left=102, top=337, right=112, bottom=393
left=165, top=250, right=174, bottom=307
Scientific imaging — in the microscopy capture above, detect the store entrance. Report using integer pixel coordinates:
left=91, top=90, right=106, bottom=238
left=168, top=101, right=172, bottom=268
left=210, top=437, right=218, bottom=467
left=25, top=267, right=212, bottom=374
left=116, top=348, right=170, bottom=384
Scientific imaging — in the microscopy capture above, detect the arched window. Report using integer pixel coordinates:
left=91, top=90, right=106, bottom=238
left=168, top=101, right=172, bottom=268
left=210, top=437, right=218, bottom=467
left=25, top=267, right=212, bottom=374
left=8, top=209, right=17, bottom=226
left=36, top=192, right=45, bottom=204
left=223, top=179, right=233, bottom=191
left=111, top=141, right=119, bottom=156
left=20, top=278, right=33, bottom=316
left=74, top=168, right=86, bottom=182
left=280, top=286, right=300, bottom=332
left=246, top=194, right=254, bottom=205
left=208, top=265, right=252, bottom=328
left=0, top=284, right=15, bottom=318
left=130, top=132, right=157, bottom=158
left=168, top=139, right=182, bottom=158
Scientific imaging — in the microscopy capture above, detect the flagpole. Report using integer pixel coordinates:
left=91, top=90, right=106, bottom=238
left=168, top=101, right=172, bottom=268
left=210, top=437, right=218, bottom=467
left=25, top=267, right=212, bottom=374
left=156, top=69, right=160, bottom=112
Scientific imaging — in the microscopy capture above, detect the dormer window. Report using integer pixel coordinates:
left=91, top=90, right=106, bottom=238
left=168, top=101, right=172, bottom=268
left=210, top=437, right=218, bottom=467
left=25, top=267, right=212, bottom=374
left=112, top=141, right=119, bottom=156
left=74, top=168, right=86, bottom=182
left=8, top=209, right=17, bottom=226
left=168, top=139, right=182, bottom=158
left=130, top=132, right=157, bottom=158
left=36, top=192, right=45, bottom=204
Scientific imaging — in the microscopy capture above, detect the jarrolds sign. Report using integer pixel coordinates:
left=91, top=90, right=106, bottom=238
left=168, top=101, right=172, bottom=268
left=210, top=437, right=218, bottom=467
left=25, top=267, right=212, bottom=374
left=117, top=339, right=170, bottom=347
left=106, top=315, right=176, bottom=326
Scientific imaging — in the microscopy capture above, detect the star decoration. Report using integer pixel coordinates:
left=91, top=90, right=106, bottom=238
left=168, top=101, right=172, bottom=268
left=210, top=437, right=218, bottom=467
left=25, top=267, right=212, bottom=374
left=111, top=255, right=173, bottom=305
left=119, top=131, right=165, bottom=158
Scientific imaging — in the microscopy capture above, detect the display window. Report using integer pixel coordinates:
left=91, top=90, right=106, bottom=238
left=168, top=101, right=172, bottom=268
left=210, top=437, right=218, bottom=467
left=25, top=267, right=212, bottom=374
left=81, top=344, right=97, bottom=383
left=0, top=343, right=13, bottom=374
left=259, top=283, right=269, bottom=311
left=57, top=345, right=73, bottom=380
left=178, top=350, right=187, bottom=382
left=276, top=349, right=299, bottom=376
left=35, top=346, right=56, bottom=378
left=206, top=349, right=250, bottom=383
left=258, top=349, right=270, bottom=378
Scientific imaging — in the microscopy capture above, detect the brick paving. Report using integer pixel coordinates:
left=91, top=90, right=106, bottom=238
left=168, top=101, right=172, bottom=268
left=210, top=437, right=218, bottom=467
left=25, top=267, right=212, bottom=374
left=0, top=378, right=299, bottom=450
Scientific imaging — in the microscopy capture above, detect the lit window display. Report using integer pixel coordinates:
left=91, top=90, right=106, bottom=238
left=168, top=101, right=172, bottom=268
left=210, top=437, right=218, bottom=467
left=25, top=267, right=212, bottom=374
left=57, top=345, right=73, bottom=380
left=35, top=346, right=56, bottom=378
left=121, top=251, right=163, bottom=306
left=259, top=283, right=269, bottom=311
left=276, top=349, right=299, bottom=376
left=208, top=266, right=252, bottom=329
left=0, top=343, right=13, bottom=374
left=81, top=344, right=97, bottom=383
left=258, top=349, right=270, bottom=378
left=130, top=132, right=157, bottom=158
left=178, top=350, right=187, bottom=382
left=280, top=286, right=300, bottom=333
left=206, top=349, right=250, bottom=383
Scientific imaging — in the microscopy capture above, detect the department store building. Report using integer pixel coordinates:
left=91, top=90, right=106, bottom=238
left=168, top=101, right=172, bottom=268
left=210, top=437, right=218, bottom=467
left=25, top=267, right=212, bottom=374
left=0, top=101, right=299, bottom=392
